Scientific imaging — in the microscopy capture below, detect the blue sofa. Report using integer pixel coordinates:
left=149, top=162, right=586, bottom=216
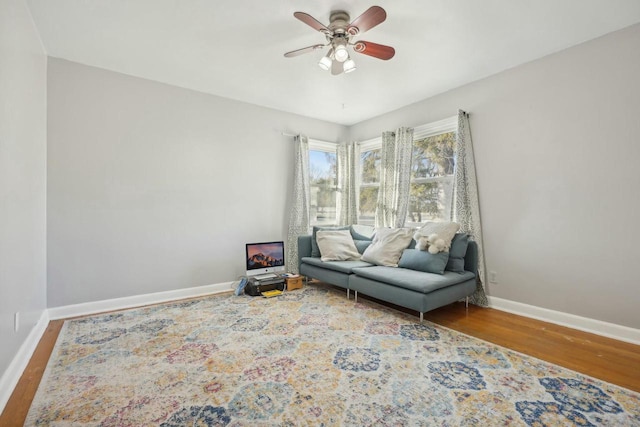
left=297, top=232, right=478, bottom=322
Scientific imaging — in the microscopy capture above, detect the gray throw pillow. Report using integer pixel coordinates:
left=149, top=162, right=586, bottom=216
left=311, top=226, right=349, bottom=257
left=445, top=233, right=469, bottom=273
left=353, top=240, right=373, bottom=254
left=350, top=224, right=375, bottom=241
left=398, top=249, right=450, bottom=275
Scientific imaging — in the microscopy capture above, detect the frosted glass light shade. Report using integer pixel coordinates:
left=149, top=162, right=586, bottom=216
left=318, top=55, right=332, bottom=71
left=343, top=59, right=356, bottom=73
left=334, top=44, right=349, bottom=62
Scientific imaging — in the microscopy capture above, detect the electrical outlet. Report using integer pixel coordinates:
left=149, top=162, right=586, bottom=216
left=14, top=312, right=19, bottom=333
left=489, top=271, right=498, bottom=284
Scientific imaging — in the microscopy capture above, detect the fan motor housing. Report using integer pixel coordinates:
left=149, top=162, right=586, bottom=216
left=329, top=10, right=350, bottom=34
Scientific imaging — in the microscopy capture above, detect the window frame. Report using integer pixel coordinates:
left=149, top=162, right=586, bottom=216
left=308, top=139, right=338, bottom=226
left=357, top=137, right=382, bottom=225
left=406, top=116, right=458, bottom=227
left=356, top=116, right=458, bottom=227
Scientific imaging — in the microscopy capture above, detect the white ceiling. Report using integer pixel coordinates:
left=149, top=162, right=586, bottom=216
left=26, top=0, right=640, bottom=125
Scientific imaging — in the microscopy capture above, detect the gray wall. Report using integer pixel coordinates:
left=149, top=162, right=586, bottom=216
left=30, top=21, right=640, bottom=328
left=47, top=58, right=347, bottom=307
left=0, top=0, right=48, bottom=375
left=350, top=23, right=640, bottom=329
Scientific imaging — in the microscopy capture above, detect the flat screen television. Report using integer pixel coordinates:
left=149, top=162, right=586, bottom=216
left=245, top=241, right=285, bottom=277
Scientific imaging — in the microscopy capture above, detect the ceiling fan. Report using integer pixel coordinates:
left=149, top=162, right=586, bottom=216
left=284, top=6, right=395, bottom=75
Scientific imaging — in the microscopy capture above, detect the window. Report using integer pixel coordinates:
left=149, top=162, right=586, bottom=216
left=356, top=116, right=457, bottom=227
left=358, top=139, right=381, bottom=226
left=309, top=140, right=337, bottom=226
left=406, top=131, right=455, bottom=226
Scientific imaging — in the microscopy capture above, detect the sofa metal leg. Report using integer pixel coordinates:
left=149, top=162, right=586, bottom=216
left=354, top=291, right=358, bottom=303
left=465, top=296, right=469, bottom=308
left=420, top=312, right=424, bottom=323
left=347, top=289, right=350, bottom=299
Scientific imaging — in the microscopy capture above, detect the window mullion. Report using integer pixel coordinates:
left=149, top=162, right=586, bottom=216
left=411, top=176, right=453, bottom=184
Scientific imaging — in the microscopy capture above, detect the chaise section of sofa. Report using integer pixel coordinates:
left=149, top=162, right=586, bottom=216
left=297, top=228, right=478, bottom=321
left=349, top=241, right=477, bottom=321
left=298, top=233, right=373, bottom=294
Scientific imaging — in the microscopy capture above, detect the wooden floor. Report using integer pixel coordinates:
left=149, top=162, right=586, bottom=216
left=2, top=293, right=639, bottom=426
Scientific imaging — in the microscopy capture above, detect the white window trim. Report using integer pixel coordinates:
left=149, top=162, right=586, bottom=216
left=309, top=139, right=337, bottom=152
left=412, top=176, right=453, bottom=185
left=413, top=116, right=457, bottom=140
left=356, top=114, right=457, bottom=149
left=358, top=136, right=381, bottom=152
left=359, top=182, right=380, bottom=188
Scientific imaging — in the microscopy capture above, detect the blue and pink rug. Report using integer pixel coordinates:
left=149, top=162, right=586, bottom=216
left=26, top=283, right=640, bottom=426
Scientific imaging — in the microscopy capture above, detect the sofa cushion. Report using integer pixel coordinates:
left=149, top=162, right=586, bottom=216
left=398, top=249, right=450, bottom=275
left=351, top=266, right=475, bottom=294
left=353, top=240, right=372, bottom=254
left=361, top=228, right=414, bottom=267
left=446, top=233, right=470, bottom=273
left=316, top=230, right=361, bottom=262
left=311, top=226, right=349, bottom=257
left=301, top=257, right=374, bottom=274
left=350, top=224, right=375, bottom=241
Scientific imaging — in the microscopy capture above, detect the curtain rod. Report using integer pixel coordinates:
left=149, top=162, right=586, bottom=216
left=280, top=131, right=325, bottom=141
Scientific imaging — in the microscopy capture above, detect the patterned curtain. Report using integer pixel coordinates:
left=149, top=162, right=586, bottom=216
left=453, top=110, right=488, bottom=306
left=286, top=135, right=310, bottom=274
left=336, top=142, right=359, bottom=225
left=375, top=127, right=414, bottom=228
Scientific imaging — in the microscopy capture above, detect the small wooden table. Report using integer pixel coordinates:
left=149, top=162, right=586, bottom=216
left=285, top=276, right=303, bottom=290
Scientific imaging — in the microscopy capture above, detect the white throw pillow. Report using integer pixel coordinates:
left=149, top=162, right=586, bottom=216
left=316, top=230, right=361, bottom=262
left=415, top=221, right=460, bottom=251
left=361, top=228, right=414, bottom=267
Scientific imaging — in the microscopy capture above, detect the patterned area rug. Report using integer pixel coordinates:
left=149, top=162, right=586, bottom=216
left=27, top=283, right=639, bottom=426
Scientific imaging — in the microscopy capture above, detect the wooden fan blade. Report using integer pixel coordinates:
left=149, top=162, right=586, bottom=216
left=294, top=12, right=331, bottom=34
left=331, top=60, right=343, bottom=75
left=353, top=41, right=395, bottom=60
left=347, top=6, right=386, bottom=35
left=284, top=44, right=325, bottom=58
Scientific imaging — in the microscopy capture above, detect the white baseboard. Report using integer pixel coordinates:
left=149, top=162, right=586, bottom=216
left=5, top=288, right=635, bottom=416
left=48, top=282, right=234, bottom=320
left=1, top=282, right=234, bottom=414
left=488, top=296, right=640, bottom=346
left=0, top=310, right=50, bottom=414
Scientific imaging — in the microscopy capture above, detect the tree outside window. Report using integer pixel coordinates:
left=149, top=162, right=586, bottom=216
left=355, top=118, right=457, bottom=226
left=309, top=148, right=337, bottom=226
left=407, top=131, right=456, bottom=225
left=358, top=148, right=381, bottom=225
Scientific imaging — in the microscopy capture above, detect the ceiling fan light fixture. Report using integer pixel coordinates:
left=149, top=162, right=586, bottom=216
left=334, top=43, right=349, bottom=62
left=343, top=58, right=356, bottom=73
left=286, top=7, right=394, bottom=75
left=318, top=55, right=332, bottom=71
